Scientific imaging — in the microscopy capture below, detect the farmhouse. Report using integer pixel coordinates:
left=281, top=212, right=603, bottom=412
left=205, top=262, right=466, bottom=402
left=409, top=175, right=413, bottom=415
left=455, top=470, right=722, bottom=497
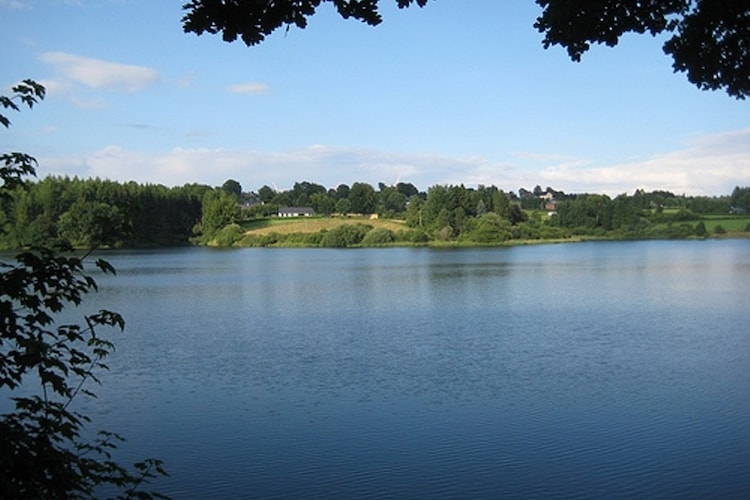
left=278, top=206, right=315, bottom=217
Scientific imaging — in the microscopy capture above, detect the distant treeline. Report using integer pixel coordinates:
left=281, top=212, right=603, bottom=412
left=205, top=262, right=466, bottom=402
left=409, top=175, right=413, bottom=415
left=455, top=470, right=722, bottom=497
left=0, top=176, right=208, bottom=248
left=240, top=182, right=750, bottom=246
left=1, top=176, right=749, bottom=249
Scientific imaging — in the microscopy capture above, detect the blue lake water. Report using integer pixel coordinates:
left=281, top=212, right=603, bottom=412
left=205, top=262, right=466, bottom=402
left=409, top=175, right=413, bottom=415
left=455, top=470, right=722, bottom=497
left=41, top=241, right=750, bottom=497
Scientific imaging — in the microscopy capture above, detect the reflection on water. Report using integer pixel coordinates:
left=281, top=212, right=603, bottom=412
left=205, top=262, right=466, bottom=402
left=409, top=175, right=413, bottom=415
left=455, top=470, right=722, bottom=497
left=72, top=241, right=750, bottom=498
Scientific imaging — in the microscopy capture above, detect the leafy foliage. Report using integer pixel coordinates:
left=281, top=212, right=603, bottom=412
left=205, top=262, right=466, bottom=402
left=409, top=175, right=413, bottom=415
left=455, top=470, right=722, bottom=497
left=361, top=227, right=394, bottom=246
left=212, top=222, right=244, bottom=246
left=1, top=81, right=168, bottom=498
left=182, top=0, right=429, bottom=46
left=182, top=1, right=749, bottom=99
left=320, top=223, right=372, bottom=247
left=0, top=79, right=45, bottom=129
left=221, top=178, right=242, bottom=199
left=348, top=182, right=378, bottom=214
left=662, top=1, right=750, bottom=99
left=534, top=0, right=686, bottom=60
left=535, top=0, right=750, bottom=99
left=198, top=189, right=242, bottom=242
left=0, top=176, right=207, bottom=249
left=239, top=182, right=745, bottom=247
left=731, top=186, right=750, bottom=210
left=469, top=212, right=512, bottom=244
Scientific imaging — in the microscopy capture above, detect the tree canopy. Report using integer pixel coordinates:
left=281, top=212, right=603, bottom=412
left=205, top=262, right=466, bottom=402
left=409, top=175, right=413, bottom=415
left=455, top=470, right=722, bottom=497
left=535, top=0, right=750, bottom=99
left=182, top=0, right=749, bottom=99
left=182, top=0, right=428, bottom=45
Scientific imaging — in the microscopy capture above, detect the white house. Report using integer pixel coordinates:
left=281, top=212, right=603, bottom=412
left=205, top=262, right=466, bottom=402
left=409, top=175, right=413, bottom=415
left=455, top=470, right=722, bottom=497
left=277, top=206, right=315, bottom=217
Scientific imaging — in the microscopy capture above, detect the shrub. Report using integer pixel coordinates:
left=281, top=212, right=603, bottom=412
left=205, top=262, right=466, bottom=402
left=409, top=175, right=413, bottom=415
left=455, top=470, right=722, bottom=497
left=436, top=225, right=454, bottom=241
left=213, top=223, right=243, bottom=246
left=361, top=227, right=394, bottom=246
left=469, top=213, right=511, bottom=243
left=408, top=228, right=430, bottom=243
left=319, top=224, right=371, bottom=247
left=258, top=232, right=281, bottom=246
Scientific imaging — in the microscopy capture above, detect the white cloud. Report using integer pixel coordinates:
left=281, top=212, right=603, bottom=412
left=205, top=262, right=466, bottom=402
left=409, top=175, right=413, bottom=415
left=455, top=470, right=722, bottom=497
left=227, top=82, right=270, bottom=95
left=35, top=129, right=750, bottom=196
left=37, top=78, right=70, bottom=95
left=532, top=128, right=750, bottom=196
left=40, top=51, right=159, bottom=93
left=0, top=0, right=28, bottom=8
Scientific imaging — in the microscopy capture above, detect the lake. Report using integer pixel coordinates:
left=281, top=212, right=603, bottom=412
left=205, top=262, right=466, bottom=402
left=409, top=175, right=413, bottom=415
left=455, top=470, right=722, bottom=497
left=53, top=241, right=750, bottom=497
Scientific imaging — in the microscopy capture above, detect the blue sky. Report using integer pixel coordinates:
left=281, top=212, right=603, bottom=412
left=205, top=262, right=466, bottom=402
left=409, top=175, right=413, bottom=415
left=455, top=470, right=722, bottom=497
left=2, top=0, right=748, bottom=195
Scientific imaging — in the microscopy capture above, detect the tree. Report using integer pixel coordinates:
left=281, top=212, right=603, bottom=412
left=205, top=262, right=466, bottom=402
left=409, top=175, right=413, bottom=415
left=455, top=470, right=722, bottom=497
left=396, top=182, right=419, bottom=198
left=535, top=0, right=749, bottom=99
left=200, top=189, right=241, bottom=239
left=730, top=186, right=750, bottom=210
left=311, top=192, right=335, bottom=215
left=348, top=182, right=378, bottom=214
left=378, top=186, right=407, bottom=215
left=420, top=185, right=448, bottom=228
left=57, top=199, right=124, bottom=248
left=334, top=183, right=350, bottom=200
left=508, top=203, right=528, bottom=225
left=476, top=199, right=488, bottom=216
left=291, top=181, right=326, bottom=206
left=0, top=176, right=207, bottom=249
left=694, top=221, right=707, bottom=237
left=553, top=194, right=613, bottom=232
left=221, top=179, right=242, bottom=199
left=405, top=195, right=423, bottom=227
left=258, top=184, right=275, bottom=203
left=182, top=0, right=749, bottom=99
left=1, top=81, right=167, bottom=498
left=611, top=194, right=636, bottom=231
left=470, top=212, right=512, bottom=243
left=335, top=197, right=351, bottom=215
left=182, top=0, right=429, bottom=45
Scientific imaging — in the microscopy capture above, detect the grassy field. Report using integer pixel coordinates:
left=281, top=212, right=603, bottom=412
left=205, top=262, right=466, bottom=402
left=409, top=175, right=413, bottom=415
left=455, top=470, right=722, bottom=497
left=241, top=216, right=408, bottom=235
left=700, top=215, right=750, bottom=232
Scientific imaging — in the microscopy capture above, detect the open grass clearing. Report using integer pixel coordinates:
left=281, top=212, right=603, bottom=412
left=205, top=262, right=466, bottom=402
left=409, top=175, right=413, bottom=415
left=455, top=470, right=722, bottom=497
left=701, top=216, right=750, bottom=232
left=242, top=216, right=408, bottom=235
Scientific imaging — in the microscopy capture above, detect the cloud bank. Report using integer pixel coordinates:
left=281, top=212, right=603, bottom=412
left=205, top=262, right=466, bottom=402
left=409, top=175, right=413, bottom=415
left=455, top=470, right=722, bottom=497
left=36, top=129, right=750, bottom=196
left=534, top=128, right=750, bottom=196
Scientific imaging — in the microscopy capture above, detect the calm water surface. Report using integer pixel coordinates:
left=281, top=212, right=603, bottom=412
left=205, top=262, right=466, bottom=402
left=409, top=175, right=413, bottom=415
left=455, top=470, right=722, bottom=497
left=74, top=241, right=750, bottom=497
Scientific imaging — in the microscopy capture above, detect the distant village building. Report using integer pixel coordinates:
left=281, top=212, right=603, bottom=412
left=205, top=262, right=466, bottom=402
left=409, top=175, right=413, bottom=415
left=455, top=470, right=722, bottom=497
left=538, top=192, right=558, bottom=214
left=277, top=206, right=315, bottom=217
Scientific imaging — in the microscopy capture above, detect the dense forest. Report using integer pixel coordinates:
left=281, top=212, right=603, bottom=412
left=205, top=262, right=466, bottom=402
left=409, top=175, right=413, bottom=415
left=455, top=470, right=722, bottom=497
left=0, top=176, right=209, bottom=248
left=1, top=175, right=749, bottom=249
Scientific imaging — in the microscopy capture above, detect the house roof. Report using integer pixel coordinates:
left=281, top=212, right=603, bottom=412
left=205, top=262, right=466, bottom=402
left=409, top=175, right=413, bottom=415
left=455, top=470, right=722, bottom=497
left=278, top=206, right=314, bottom=214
